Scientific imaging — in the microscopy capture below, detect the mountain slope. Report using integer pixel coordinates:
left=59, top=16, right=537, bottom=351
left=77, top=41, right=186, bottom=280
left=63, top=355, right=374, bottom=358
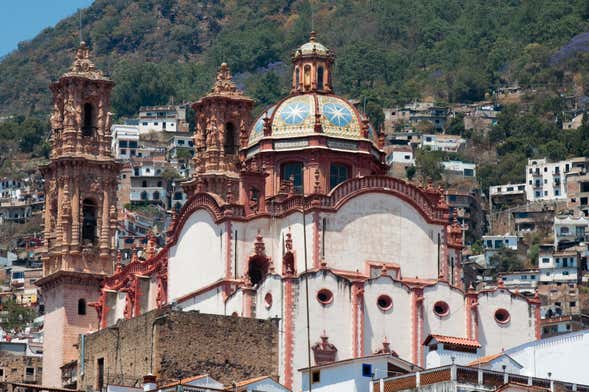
left=1, top=0, right=589, bottom=120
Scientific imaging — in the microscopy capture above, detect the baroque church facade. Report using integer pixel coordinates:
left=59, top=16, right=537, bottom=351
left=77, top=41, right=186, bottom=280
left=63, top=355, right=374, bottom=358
left=41, top=36, right=540, bottom=390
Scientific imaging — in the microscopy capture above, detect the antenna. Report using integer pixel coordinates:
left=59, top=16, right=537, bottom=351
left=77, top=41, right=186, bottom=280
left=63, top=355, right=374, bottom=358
left=310, top=0, right=314, bottom=32
left=79, top=8, right=83, bottom=43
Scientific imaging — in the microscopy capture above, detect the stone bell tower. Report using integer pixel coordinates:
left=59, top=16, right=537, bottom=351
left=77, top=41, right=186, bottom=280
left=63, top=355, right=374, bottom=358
left=37, top=42, right=119, bottom=387
left=183, top=63, right=254, bottom=198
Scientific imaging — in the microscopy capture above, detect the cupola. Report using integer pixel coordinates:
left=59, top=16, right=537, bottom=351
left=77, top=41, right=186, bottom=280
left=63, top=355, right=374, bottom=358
left=291, top=31, right=335, bottom=94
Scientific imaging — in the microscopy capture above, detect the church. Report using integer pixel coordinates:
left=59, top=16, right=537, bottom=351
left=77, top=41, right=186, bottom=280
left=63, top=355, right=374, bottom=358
left=39, top=34, right=540, bottom=390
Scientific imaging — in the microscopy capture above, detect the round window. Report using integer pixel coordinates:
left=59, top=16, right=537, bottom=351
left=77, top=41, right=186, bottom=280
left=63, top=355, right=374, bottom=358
left=264, top=293, right=273, bottom=309
left=494, top=308, right=511, bottom=324
left=433, top=301, right=450, bottom=317
left=317, top=289, right=334, bottom=305
left=377, top=295, right=393, bottom=311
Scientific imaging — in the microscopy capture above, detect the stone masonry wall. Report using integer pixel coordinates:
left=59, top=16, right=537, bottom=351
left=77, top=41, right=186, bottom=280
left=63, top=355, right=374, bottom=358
left=0, top=352, right=42, bottom=384
left=80, top=307, right=279, bottom=390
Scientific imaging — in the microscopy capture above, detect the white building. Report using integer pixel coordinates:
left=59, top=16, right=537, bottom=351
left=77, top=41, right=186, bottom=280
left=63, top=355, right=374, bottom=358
left=489, top=183, right=526, bottom=198
left=441, top=161, right=476, bottom=177
left=538, top=248, right=578, bottom=283
left=482, top=234, right=518, bottom=265
left=385, top=145, right=415, bottom=166
left=473, top=330, right=589, bottom=385
left=525, top=158, right=570, bottom=201
left=300, top=353, right=417, bottom=392
left=553, top=214, right=589, bottom=248
left=499, top=270, right=538, bottom=293
left=111, top=124, right=140, bottom=160
left=138, top=105, right=188, bottom=134
left=420, top=134, right=465, bottom=152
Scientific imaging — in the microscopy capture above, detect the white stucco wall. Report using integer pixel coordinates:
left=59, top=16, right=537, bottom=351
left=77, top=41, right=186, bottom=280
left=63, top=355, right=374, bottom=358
left=422, top=283, right=467, bottom=339
left=362, top=277, right=412, bottom=360
left=505, top=330, right=589, bottom=384
left=168, top=209, right=224, bottom=301
left=476, top=289, right=535, bottom=355
left=321, top=193, right=443, bottom=279
left=292, top=272, right=353, bottom=391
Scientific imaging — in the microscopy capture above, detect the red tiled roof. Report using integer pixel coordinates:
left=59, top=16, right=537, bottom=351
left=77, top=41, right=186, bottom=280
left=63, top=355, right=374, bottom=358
left=423, top=334, right=481, bottom=348
left=468, top=352, right=504, bottom=366
left=226, top=376, right=272, bottom=390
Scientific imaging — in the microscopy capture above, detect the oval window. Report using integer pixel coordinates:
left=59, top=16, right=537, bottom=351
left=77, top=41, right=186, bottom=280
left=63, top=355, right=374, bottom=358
left=264, top=293, right=273, bottom=309
left=317, top=289, right=334, bottom=305
left=495, top=308, right=511, bottom=324
left=433, top=301, right=450, bottom=317
left=377, top=295, right=393, bottom=311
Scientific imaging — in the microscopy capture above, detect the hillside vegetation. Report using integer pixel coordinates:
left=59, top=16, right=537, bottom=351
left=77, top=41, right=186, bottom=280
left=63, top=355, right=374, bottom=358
left=2, top=0, right=589, bottom=118
left=2, top=0, right=589, bottom=190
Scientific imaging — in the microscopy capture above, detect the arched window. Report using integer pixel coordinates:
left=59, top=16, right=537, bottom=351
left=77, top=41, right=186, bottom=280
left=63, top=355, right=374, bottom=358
left=140, top=191, right=148, bottom=200
left=78, top=299, right=86, bottom=315
left=317, top=66, right=324, bottom=90
left=153, top=191, right=160, bottom=200
left=330, top=163, right=349, bottom=189
left=173, top=192, right=183, bottom=200
left=224, top=122, right=236, bottom=154
left=82, top=198, right=97, bottom=243
left=142, top=180, right=147, bottom=188
left=304, top=65, right=311, bottom=88
left=82, top=103, right=95, bottom=137
left=282, top=162, right=304, bottom=193
left=295, top=67, right=300, bottom=89
left=157, top=181, right=162, bottom=187
left=248, top=256, right=269, bottom=286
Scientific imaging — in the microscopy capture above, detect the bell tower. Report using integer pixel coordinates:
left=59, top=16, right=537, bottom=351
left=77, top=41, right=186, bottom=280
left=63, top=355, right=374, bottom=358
left=183, top=63, right=254, bottom=198
left=37, top=42, right=119, bottom=387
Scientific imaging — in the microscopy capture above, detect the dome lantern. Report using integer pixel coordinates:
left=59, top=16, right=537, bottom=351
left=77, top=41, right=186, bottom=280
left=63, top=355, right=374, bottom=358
left=291, top=31, right=335, bottom=94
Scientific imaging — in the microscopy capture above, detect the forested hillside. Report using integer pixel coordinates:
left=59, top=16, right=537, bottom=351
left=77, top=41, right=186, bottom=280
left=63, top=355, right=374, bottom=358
left=2, top=0, right=589, bottom=119
left=2, top=0, right=589, bottom=189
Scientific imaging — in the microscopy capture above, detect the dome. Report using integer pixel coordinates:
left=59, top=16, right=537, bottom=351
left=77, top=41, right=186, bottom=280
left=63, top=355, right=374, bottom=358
left=297, top=40, right=329, bottom=56
left=248, top=93, right=377, bottom=147
left=294, top=31, right=330, bottom=56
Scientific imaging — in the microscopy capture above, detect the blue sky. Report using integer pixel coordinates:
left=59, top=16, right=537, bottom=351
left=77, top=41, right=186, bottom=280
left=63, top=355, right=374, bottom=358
left=0, top=0, right=94, bottom=57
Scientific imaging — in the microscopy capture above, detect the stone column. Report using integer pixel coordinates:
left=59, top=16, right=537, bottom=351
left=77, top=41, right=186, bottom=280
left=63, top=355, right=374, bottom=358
left=71, top=168, right=80, bottom=250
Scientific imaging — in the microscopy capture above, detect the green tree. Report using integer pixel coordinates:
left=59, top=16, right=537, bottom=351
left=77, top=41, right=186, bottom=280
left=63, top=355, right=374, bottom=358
left=0, top=300, right=36, bottom=333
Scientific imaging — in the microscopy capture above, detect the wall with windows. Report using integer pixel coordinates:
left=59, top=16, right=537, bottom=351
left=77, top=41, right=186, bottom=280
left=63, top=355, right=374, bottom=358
left=525, top=158, right=570, bottom=201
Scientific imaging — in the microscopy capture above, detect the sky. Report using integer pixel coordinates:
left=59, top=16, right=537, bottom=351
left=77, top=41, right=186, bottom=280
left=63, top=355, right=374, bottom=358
left=0, top=0, right=94, bottom=58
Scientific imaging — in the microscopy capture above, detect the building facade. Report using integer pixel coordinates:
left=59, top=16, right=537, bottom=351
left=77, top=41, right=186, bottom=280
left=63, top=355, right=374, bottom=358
left=42, top=36, right=541, bottom=391
left=37, top=42, right=119, bottom=387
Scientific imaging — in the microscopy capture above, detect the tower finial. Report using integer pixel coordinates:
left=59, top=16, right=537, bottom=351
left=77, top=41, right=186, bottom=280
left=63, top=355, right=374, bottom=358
left=310, top=31, right=317, bottom=42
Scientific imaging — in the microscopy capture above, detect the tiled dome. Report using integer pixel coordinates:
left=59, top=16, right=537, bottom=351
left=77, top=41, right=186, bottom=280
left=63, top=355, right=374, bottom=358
left=248, top=93, right=376, bottom=146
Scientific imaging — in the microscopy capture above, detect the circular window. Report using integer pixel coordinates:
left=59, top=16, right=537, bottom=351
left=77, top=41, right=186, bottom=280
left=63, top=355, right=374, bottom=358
left=433, top=301, right=450, bottom=317
left=494, top=308, right=511, bottom=324
left=264, top=293, right=273, bottom=309
left=317, top=289, right=334, bottom=305
left=377, top=295, right=393, bottom=311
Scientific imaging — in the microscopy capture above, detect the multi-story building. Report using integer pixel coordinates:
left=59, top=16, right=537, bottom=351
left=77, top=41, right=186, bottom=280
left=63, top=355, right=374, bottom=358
left=565, top=157, right=589, bottom=216
left=538, top=246, right=579, bottom=284
left=447, top=191, right=485, bottom=245
left=383, top=102, right=448, bottom=133
left=130, top=158, right=169, bottom=205
left=489, top=183, right=526, bottom=209
left=499, top=270, right=538, bottom=294
left=111, top=124, right=140, bottom=160
left=553, top=214, right=589, bottom=249
left=138, top=104, right=189, bottom=134
left=525, top=158, right=570, bottom=201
